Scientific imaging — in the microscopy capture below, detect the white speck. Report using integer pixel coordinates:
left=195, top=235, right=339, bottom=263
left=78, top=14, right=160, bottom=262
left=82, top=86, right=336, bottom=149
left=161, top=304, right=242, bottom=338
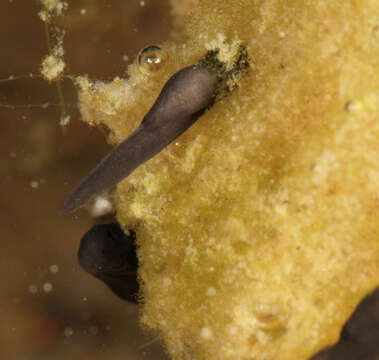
left=49, top=264, right=59, bottom=273
left=43, top=282, right=53, bottom=293
left=60, top=115, right=70, bottom=126
left=200, top=327, right=213, bottom=340
left=89, top=326, right=99, bottom=336
left=82, top=297, right=88, bottom=302
left=90, top=194, right=114, bottom=217
left=80, top=8, right=87, bottom=15
left=38, top=10, right=48, bottom=22
left=122, top=55, right=129, bottom=61
left=64, top=327, right=74, bottom=337
left=28, top=284, right=38, bottom=294
left=279, top=31, right=286, bottom=38
left=30, top=180, right=39, bottom=189
left=140, top=0, right=145, bottom=6
left=9, top=152, right=16, bottom=158
left=207, top=287, right=217, bottom=296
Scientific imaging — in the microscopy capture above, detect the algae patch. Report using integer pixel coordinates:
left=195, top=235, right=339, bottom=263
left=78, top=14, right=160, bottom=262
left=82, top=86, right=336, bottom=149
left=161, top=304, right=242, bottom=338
left=72, top=1, right=379, bottom=359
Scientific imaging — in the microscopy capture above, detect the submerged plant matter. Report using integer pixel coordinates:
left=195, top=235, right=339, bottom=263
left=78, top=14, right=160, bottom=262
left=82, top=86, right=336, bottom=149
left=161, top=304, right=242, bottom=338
left=56, top=0, right=379, bottom=359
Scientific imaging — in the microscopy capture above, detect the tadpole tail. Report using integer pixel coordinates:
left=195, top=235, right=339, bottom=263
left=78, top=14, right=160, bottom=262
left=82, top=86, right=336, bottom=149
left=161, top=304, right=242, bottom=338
left=60, top=124, right=157, bottom=214
left=60, top=110, right=197, bottom=214
left=60, top=65, right=216, bottom=214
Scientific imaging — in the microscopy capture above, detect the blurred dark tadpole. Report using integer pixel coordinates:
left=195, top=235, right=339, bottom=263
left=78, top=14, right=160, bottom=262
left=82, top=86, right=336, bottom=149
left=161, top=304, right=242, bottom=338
left=78, top=223, right=139, bottom=304
left=311, top=287, right=379, bottom=360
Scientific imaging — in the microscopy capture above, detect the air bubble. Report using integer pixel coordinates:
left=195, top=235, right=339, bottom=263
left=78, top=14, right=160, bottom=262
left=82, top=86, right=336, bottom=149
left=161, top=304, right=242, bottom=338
left=137, top=45, right=168, bottom=75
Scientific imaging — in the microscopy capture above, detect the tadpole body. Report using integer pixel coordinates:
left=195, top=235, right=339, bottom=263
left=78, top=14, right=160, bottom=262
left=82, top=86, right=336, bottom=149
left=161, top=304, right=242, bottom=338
left=61, top=65, right=216, bottom=213
left=78, top=223, right=139, bottom=303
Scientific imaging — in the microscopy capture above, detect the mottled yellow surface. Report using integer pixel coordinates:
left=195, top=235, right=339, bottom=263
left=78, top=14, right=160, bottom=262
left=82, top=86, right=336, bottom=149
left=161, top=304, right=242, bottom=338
left=77, top=1, right=379, bottom=359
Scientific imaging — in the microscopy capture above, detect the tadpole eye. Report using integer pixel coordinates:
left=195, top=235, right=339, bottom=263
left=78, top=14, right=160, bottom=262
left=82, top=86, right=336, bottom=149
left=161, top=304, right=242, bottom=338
left=137, top=45, right=168, bottom=75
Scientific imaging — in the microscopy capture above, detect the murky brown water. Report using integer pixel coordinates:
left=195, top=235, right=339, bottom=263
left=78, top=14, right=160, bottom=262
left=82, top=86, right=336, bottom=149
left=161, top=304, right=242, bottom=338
left=0, top=1, right=171, bottom=359
left=1, top=2, right=378, bottom=360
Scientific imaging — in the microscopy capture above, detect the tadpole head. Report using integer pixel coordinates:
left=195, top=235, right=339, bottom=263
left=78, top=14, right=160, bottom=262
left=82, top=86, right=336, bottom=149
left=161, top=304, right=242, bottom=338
left=78, top=223, right=137, bottom=277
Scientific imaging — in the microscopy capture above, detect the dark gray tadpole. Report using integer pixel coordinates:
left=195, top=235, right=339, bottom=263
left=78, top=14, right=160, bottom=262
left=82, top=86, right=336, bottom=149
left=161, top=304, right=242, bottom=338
left=78, top=223, right=139, bottom=304
left=311, top=287, right=379, bottom=360
left=61, top=65, right=216, bottom=213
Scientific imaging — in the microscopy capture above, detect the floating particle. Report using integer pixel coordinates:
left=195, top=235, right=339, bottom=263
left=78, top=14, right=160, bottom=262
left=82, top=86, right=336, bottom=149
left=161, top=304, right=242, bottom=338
left=49, top=264, right=59, bottom=273
left=40, top=0, right=68, bottom=16
left=28, top=284, right=38, bottom=294
left=60, top=115, right=71, bottom=126
left=30, top=181, right=39, bottom=189
left=43, top=282, right=53, bottom=293
left=38, top=10, right=48, bottom=22
left=80, top=8, right=86, bottom=15
left=64, top=327, right=74, bottom=337
left=41, top=54, right=65, bottom=82
left=90, top=195, right=114, bottom=217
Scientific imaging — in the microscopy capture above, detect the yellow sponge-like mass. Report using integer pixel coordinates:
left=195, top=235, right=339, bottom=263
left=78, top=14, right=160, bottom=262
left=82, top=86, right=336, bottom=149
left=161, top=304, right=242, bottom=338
left=77, top=1, right=379, bottom=359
